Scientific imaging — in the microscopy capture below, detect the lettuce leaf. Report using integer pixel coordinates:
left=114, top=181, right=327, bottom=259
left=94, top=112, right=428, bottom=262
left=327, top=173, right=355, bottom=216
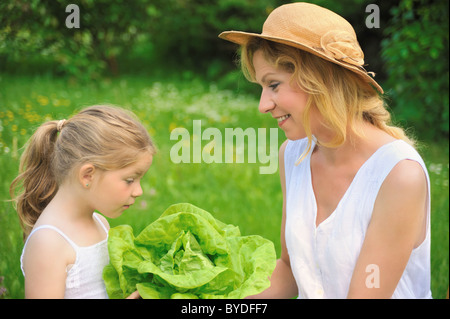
left=103, top=203, right=276, bottom=299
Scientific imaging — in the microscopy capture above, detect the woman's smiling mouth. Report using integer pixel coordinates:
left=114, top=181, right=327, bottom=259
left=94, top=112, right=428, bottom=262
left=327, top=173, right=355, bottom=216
left=276, top=114, right=291, bottom=126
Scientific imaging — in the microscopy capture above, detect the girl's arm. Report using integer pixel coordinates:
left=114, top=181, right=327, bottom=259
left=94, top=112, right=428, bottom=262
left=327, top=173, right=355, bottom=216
left=347, top=159, right=428, bottom=298
left=249, top=140, right=298, bottom=299
left=22, top=230, right=75, bottom=298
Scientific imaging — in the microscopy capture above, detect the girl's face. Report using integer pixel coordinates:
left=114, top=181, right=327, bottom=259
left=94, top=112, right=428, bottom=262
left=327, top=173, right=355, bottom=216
left=253, top=50, right=317, bottom=140
left=90, top=152, right=153, bottom=218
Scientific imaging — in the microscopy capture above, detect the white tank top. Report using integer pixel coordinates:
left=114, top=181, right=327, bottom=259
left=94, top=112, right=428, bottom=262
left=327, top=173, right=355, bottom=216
left=20, top=213, right=110, bottom=299
left=284, top=138, right=432, bottom=299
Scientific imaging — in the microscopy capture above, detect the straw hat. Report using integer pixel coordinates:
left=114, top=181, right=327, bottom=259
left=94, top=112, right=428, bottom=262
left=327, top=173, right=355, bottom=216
left=219, top=2, right=383, bottom=93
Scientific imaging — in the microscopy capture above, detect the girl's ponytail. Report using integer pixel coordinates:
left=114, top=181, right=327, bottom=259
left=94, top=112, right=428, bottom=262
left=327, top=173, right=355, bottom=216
left=10, top=121, right=60, bottom=238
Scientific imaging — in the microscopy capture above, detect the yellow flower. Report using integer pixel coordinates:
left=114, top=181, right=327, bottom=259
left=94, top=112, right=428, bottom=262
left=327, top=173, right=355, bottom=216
left=37, top=95, right=49, bottom=106
left=6, top=110, right=13, bottom=121
left=148, top=127, right=156, bottom=137
left=33, top=113, right=41, bottom=123
left=12, top=124, right=18, bottom=132
left=61, top=99, right=70, bottom=106
left=221, top=115, right=230, bottom=123
left=169, top=122, right=178, bottom=132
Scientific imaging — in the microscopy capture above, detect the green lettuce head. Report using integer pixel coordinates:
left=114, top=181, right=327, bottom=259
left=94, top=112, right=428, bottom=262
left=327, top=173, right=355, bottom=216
left=103, top=203, right=276, bottom=299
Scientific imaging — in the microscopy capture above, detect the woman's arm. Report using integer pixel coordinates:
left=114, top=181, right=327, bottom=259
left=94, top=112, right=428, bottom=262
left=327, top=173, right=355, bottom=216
left=347, top=159, right=428, bottom=298
left=249, top=140, right=298, bottom=299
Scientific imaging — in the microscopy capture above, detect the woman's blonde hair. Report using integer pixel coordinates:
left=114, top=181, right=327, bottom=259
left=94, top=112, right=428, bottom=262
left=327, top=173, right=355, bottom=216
left=10, top=105, right=156, bottom=237
left=240, top=38, right=414, bottom=163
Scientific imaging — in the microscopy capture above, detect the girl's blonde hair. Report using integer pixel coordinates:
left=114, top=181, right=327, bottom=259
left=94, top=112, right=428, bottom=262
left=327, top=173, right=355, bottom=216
left=10, top=105, right=156, bottom=237
left=240, top=38, right=414, bottom=163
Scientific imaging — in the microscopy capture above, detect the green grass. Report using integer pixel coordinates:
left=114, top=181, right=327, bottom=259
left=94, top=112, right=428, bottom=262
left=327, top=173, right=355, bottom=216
left=0, top=74, right=448, bottom=299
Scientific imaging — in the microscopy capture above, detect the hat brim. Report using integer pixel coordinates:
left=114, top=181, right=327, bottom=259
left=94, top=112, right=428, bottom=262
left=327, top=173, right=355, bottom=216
left=219, top=31, right=383, bottom=94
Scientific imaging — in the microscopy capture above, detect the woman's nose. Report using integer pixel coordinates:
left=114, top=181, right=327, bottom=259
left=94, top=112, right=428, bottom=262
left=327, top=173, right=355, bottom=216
left=258, top=89, right=275, bottom=114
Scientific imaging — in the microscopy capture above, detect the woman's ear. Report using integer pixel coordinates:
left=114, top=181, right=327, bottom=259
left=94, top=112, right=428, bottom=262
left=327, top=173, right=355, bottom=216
left=78, top=163, right=96, bottom=188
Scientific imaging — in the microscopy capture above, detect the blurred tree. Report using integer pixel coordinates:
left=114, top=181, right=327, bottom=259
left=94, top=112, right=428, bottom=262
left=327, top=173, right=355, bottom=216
left=0, top=0, right=152, bottom=80
left=144, top=0, right=282, bottom=71
left=0, top=0, right=286, bottom=79
left=0, top=0, right=448, bottom=143
left=381, top=0, right=449, bottom=140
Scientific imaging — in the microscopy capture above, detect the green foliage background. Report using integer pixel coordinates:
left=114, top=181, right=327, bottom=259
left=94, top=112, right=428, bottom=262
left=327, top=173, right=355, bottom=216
left=1, top=0, right=448, bottom=139
left=381, top=0, right=449, bottom=140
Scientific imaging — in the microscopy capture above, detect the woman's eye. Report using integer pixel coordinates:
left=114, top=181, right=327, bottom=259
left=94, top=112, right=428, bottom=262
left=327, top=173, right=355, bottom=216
left=125, top=179, right=134, bottom=184
left=269, top=82, right=280, bottom=90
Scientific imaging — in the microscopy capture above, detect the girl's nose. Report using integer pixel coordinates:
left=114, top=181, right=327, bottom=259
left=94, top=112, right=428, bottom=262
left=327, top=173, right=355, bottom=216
left=133, top=183, right=143, bottom=198
left=258, top=89, right=275, bottom=114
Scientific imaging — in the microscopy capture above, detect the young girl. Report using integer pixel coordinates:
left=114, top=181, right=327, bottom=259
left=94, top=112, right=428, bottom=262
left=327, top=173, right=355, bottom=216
left=220, top=2, right=431, bottom=298
left=10, top=105, right=156, bottom=299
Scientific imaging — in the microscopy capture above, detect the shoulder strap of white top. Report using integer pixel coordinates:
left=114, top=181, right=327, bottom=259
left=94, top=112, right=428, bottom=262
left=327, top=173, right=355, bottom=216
left=20, top=225, right=78, bottom=277
left=93, top=213, right=108, bottom=235
left=24, top=225, right=79, bottom=250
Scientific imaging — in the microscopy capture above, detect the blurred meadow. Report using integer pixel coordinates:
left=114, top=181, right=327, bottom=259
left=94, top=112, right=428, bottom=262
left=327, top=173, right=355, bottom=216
left=0, top=0, right=448, bottom=299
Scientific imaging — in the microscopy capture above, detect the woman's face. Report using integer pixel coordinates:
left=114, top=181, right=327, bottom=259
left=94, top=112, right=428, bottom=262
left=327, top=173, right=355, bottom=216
left=253, top=50, right=319, bottom=141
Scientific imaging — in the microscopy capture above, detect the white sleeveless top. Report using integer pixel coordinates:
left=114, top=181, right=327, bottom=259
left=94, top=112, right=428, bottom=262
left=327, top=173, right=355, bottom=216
left=284, top=138, right=432, bottom=299
left=20, top=213, right=110, bottom=299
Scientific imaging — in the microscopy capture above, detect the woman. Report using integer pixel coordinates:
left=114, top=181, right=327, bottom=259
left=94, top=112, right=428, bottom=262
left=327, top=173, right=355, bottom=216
left=219, top=2, right=431, bottom=298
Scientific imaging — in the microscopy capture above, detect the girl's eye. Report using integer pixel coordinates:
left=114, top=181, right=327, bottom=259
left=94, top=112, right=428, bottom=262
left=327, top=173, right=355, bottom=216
left=125, top=179, right=134, bottom=184
left=269, top=82, right=280, bottom=90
